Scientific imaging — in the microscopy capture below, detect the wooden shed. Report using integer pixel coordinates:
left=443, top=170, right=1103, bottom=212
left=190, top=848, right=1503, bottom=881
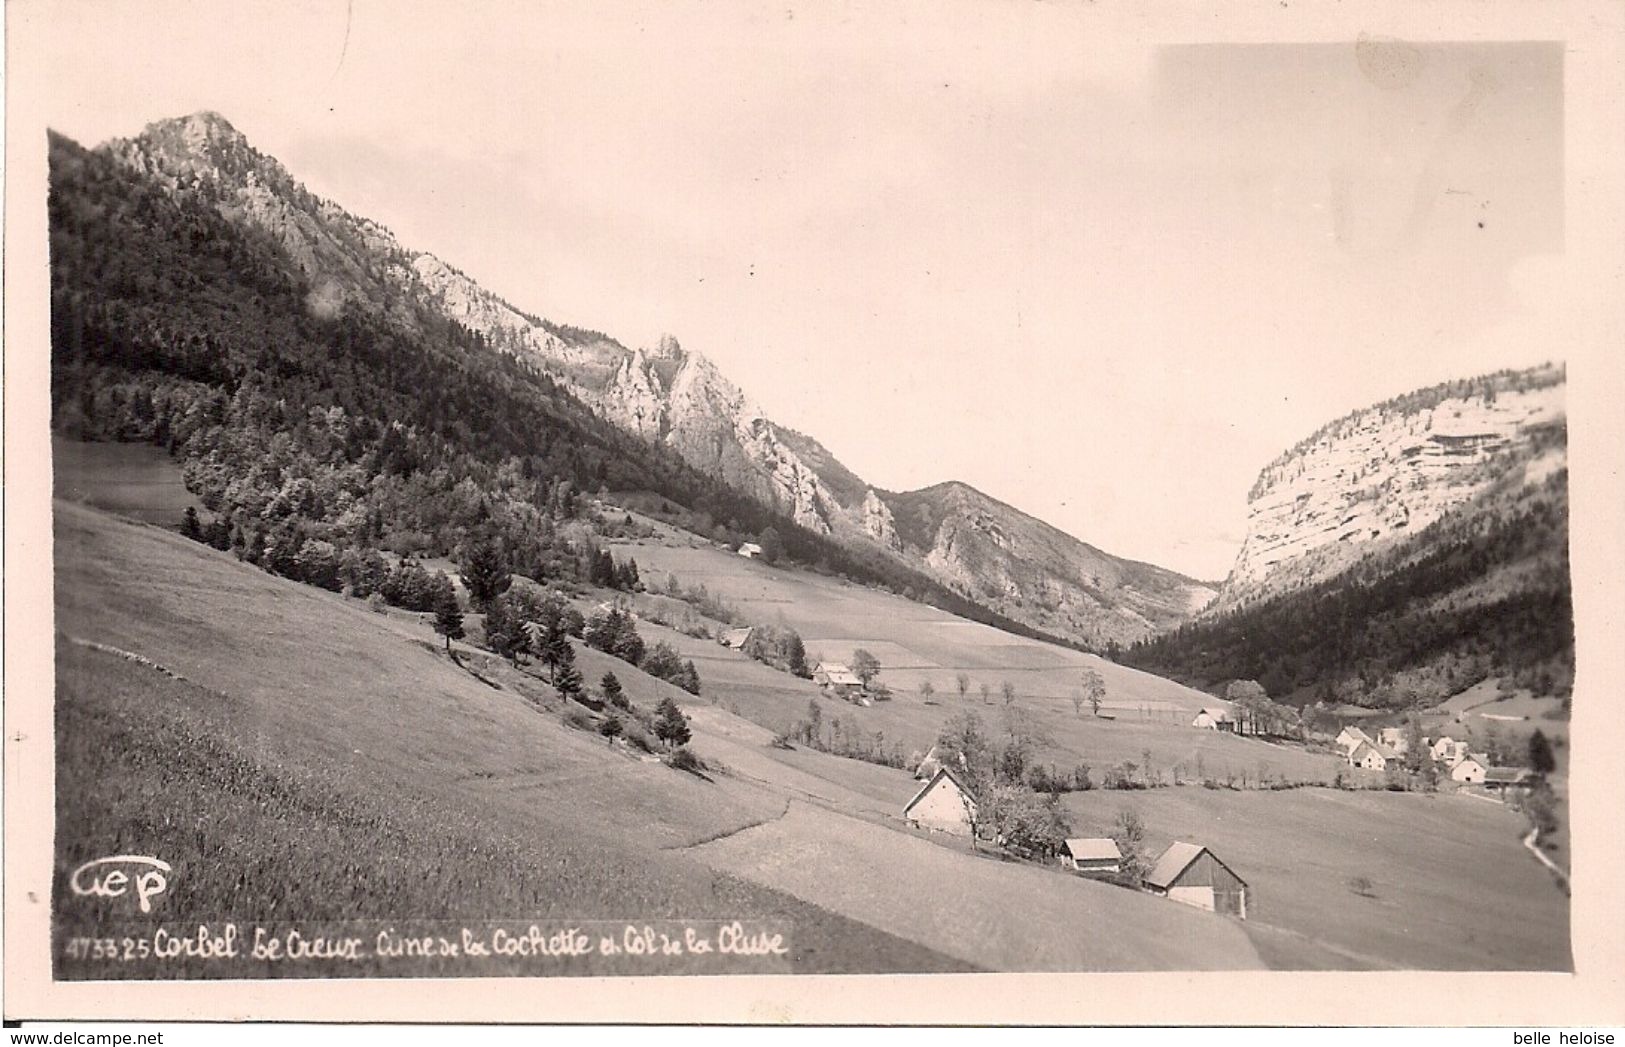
left=1143, top=842, right=1249, bottom=919
left=1061, top=838, right=1123, bottom=875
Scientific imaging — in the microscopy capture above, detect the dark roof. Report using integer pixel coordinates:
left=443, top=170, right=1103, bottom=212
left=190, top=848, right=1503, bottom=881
left=1484, top=767, right=1533, bottom=784
left=1143, top=841, right=1247, bottom=890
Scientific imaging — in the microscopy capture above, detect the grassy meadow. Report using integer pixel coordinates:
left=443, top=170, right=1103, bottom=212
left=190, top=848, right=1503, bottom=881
left=1062, top=787, right=1570, bottom=970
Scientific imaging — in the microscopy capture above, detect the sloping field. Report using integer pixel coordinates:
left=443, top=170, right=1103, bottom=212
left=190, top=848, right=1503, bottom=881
left=684, top=802, right=1263, bottom=971
left=54, top=640, right=968, bottom=978
left=612, top=540, right=1347, bottom=784
left=1063, top=787, right=1570, bottom=971
left=53, top=501, right=781, bottom=851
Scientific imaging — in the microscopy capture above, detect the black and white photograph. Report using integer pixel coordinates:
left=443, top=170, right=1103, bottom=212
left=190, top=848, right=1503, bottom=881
left=6, top=0, right=1625, bottom=1028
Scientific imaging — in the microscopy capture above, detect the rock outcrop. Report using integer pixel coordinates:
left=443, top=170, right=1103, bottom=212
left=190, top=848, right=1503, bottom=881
left=1217, top=365, right=1567, bottom=611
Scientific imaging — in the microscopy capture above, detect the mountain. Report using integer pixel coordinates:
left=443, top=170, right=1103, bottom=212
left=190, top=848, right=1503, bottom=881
left=1124, top=365, right=1571, bottom=709
left=1216, top=364, right=1568, bottom=612
left=89, top=111, right=1208, bottom=647
left=884, top=483, right=1216, bottom=649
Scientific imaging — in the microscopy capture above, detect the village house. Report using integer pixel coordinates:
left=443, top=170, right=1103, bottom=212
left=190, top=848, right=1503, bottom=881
left=1142, top=842, right=1249, bottom=919
left=1061, top=838, right=1123, bottom=876
left=1336, top=725, right=1375, bottom=755
left=717, top=626, right=755, bottom=650
left=812, top=661, right=865, bottom=699
left=737, top=542, right=763, bottom=559
left=903, top=766, right=977, bottom=836
left=1451, top=754, right=1490, bottom=783
left=1348, top=740, right=1399, bottom=771
left=1192, top=707, right=1235, bottom=732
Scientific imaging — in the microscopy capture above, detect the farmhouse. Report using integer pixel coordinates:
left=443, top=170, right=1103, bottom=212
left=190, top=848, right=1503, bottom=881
left=903, top=766, right=977, bottom=836
left=1143, top=842, right=1249, bottom=919
left=812, top=661, right=864, bottom=697
left=1451, top=754, right=1489, bottom=783
left=1336, top=726, right=1375, bottom=755
left=1061, top=838, right=1123, bottom=876
left=1192, top=707, right=1235, bottom=732
left=737, top=542, right=763, bottom=559
left=1348, top=741, right=1398, bottom=771
left=717, top=626, right=755, bottom=650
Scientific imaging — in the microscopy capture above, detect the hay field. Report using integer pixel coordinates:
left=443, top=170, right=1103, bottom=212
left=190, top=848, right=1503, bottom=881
left=1062, top=787, right=1571, bottom=971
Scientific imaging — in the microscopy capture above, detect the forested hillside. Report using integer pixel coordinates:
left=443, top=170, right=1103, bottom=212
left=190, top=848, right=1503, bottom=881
left=1123, top=466, right=1572, bottom=709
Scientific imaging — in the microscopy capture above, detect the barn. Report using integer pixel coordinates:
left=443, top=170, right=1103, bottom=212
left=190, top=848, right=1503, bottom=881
left=1143, top=842, right=1249, bottom=919
left=1451, top=755, right=1489, bottom=783
left=717, top=626, right=755, bottom=650
left=1484, top=766, right=1534, bottom=797
left=1192, top=707, right=1235, bottom=732
left=1061, top=838, right=1123, bottom=875
left=812, top=662, right=864, bottom=698
left=903, top=766, right=977, bottom=836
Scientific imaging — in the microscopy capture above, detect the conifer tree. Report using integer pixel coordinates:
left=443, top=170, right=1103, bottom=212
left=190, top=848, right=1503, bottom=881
left=433, top=592, right=465, bottom=652
left=459, top=537, right=511, bottom=611
left=601, top=671, right=626, bottom=708
left=655, top=697, right=692, bottom=748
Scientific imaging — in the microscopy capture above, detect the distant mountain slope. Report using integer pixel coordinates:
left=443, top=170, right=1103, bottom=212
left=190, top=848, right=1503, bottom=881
left=884, top=483, right=1215, bottom=650
left=48, top=123, right=1097, bottom=649
left=87, top=110, right=1209, bottom=648
left=1124, top=366, right=1571, bottom=709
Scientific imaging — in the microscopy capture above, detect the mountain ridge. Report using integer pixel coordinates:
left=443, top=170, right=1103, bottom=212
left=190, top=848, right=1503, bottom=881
left=95, top=110, right=1210, bottom=648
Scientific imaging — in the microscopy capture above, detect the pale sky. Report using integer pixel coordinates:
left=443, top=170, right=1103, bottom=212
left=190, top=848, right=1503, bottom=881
left=32, top=1, right=1565, bottom=580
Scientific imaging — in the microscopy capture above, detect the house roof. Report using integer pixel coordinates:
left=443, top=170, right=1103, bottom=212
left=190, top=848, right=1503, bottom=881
left=1197, top=707, right=1232, bottom=721
left=903, top=766, right=976, bottom=816
left=1350, top=741, right=1385, bottom=762
left=814, top=661, right=850, bottom=674
left=1064, top=838, right=1123, bottom=862
left=821, top=669, right=863, bottom=687
left=1144, top=842, right=1205, bottom=889
left=720, top=626, right=754, bottom=646
left=1339, top=726, right=1374, bottom=742
left=1484, top=767, right=1532, bottom=784
left=1143, top=841, right=1247, bottom=890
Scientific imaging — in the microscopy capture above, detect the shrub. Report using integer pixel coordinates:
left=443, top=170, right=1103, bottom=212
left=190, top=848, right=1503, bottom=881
left=670, top=747, right=703, bottom=773
left=561, top=706, right=594, bottom=732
